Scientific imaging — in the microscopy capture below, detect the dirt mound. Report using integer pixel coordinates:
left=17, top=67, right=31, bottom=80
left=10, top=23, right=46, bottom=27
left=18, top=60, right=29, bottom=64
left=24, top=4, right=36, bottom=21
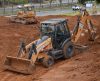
left=0, top=15, right=99, bottom=81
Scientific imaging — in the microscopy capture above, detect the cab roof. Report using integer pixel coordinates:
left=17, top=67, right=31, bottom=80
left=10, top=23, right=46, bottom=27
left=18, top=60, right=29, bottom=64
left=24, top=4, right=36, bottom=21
left=41, top=18, right=68, bottom=25
left=18, top=4, right=33, bottom=8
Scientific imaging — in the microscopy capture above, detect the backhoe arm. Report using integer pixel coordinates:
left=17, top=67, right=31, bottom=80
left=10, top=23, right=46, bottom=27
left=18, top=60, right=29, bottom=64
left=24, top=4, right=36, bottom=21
left=72, top=10, right=97, bottom=43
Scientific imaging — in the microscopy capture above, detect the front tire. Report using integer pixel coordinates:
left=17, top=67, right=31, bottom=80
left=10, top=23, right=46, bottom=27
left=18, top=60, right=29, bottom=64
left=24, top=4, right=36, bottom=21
left=42, top=56, right=54, bottom=68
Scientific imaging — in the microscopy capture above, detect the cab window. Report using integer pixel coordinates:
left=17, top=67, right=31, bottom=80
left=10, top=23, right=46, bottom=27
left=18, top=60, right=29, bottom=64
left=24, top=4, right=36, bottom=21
left=41, top=24, right=54, bottom=34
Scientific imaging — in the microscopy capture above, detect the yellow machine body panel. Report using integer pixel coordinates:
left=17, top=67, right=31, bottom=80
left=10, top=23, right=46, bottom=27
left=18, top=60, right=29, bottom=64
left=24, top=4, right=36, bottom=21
left=4, top=37, right=52, bottom=74
left=72, top=22, right=84, bottom=43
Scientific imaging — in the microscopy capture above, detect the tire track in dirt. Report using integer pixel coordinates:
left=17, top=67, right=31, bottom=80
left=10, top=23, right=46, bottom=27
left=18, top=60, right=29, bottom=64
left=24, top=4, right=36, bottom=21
left=0, top=71, right=26, bottom=81
left=0, top=69, right=24, bottom=81
left=0, top=72, right=13, bottom=81
left=0, top=74, right=12, bottom=81
left=7, top=74, right=26, bottom=81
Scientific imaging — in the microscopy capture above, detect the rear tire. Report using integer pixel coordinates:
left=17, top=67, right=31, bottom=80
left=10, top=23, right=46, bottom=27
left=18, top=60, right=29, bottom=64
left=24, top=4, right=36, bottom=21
left=42, top=56, right=54, bottom=68
left=63, top=41, right=74, bottom=59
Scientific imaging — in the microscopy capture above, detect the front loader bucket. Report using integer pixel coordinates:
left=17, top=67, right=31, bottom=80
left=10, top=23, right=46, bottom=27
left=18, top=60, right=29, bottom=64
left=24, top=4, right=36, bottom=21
left=4, top=56, right=35, bottom=74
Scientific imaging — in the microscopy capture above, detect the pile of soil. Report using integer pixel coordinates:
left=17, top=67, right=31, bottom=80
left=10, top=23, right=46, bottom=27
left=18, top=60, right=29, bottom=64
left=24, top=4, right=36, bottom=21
left=0, top=15, right=99, bottom=81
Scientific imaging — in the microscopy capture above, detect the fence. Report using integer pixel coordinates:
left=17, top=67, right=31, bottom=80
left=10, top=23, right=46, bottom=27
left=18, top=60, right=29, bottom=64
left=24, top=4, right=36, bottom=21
left=0, top=0, right=27, bottom=16
left=0, top=0, right=77, bottom=16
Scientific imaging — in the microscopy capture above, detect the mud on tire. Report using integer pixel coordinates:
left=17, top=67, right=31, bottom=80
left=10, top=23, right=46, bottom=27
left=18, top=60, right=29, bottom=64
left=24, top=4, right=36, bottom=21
left=42, top=56, right=54, bottom=68
left=63, top=41, right=74, bottom=59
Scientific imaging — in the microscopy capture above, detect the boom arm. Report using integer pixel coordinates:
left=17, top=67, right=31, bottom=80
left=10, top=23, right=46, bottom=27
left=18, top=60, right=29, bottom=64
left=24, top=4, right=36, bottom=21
left=71, top=10, right=96, bottom=43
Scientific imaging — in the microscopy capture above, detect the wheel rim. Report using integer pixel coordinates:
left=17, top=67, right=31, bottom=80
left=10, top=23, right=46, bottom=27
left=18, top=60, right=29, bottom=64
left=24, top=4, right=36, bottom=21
left=67, top=45, right=73, bottom=57
left=47, top=58, right=53, bottom=66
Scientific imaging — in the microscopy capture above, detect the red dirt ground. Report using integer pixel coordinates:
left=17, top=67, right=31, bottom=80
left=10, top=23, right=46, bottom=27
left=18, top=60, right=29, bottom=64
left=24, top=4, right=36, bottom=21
left=0, top=15, right=99, bottom=81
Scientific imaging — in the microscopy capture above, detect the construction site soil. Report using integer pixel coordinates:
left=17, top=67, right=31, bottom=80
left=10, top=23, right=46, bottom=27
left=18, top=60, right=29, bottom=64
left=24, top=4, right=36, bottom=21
left=0, top=15, right=99, bottom=81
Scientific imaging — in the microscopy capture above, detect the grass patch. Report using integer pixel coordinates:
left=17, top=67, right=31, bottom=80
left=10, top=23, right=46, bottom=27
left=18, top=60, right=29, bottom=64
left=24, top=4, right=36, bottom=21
left=34, top=4, right=72, bottom=12
left=61, top=11, right=80, bottom=16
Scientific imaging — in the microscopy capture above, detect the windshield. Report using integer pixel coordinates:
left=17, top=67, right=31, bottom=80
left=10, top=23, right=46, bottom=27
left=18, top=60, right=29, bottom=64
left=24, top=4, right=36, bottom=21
left=41, top=24, right=54, bottom=34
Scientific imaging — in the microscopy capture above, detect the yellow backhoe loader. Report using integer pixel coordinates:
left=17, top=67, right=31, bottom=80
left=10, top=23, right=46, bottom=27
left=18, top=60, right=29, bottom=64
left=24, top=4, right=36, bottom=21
left=4, top=11, right=97, bottom=74
left=10, top=4, right=38, bottom=24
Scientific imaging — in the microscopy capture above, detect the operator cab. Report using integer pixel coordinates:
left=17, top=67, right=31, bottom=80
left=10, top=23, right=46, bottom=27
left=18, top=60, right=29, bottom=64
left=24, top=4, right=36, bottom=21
left=41, top=18, right=71, bottom=49
left=18, top=5, right=34, bottom=12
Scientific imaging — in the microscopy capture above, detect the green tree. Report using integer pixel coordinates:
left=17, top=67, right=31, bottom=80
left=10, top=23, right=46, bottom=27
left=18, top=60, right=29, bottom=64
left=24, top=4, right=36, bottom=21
left=78, top=0, right=86, bottom=4
left=49, top=0, right=53, bottom=7
left=59, top=0, right=62, bottom=6
left=96, top=0, right=100, bottom=3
